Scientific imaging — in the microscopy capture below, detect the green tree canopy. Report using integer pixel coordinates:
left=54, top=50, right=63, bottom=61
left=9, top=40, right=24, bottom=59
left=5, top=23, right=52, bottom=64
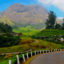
left=55, top=24, right=61, bottom=29
left=46, top=11, right=56, bottom=29
left=0, top=23, right=21, bottom=47
left=0, top=23, right=12, bottom=33
left=62, top=19, right=64, bottom=30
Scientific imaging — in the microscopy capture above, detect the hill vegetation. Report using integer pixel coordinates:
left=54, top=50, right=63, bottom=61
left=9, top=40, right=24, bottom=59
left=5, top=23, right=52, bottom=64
left=0, top=23, right=21, bottom=47
left=36, top=29, right=64, bottom=37
left=13, top=26, right=39, bottom=37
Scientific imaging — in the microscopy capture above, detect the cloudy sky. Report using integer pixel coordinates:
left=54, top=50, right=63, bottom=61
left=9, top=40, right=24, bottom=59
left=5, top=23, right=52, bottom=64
left=0, top=0, right=64, bottom=17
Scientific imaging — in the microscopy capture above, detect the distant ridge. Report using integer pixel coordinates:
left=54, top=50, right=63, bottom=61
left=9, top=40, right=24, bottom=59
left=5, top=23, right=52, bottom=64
left=0, top=3, right=48, bottom=29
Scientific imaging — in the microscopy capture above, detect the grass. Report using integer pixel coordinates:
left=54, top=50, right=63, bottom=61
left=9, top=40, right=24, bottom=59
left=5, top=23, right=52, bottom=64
left=1, top=28, right=64, bottom=64
left=0, top=44, right=29, bottom=53
left=0, top=54, right=23, bottom=64
left=0, top=39, right=63, bottom=53
left=36, top=29, right=64, bottom=37
left=0, top=55, right=16, bottom=64
left=11, top=28, right=64, bottom=52
left=13, top=26, right=39, bottom=37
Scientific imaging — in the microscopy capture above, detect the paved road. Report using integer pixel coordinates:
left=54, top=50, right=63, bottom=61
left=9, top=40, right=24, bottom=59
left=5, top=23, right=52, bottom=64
left=29, top=52, right=64, bottom=64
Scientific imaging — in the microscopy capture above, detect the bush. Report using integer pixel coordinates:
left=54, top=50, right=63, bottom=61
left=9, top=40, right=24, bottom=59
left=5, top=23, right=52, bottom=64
left=20, top=38, right=33, bottom=44
left=0, top=23, right=12, bottom=33
left=0, top=34, right=21, bottom=47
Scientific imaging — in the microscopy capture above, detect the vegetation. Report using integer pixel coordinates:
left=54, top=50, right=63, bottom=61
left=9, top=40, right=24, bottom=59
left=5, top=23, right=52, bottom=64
left=55, top=23, right=61, bottom=29
left=36, top=29, right=64, bottom=37
left=13, top=26, right=39, bottom=37
left=46, top=11, right=56, bottom=29
left=0, top=34, right=21, bottom=47
left=62, top=19, right=64, bottom=30
left=0, top=17, right=15, bottom=26
left=0, top=39, right=63, bottom=53
left=0, top=23, right=12, bottom=33
left=0, top=23, right=21, bottom=47
left=0, top=11, right=64, bottom=64
left=46, top=11, right=64, bottom=30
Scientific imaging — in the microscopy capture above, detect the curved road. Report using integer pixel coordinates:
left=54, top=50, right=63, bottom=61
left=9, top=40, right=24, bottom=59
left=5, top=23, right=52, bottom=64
left=29, top=52, right=64, bottom=64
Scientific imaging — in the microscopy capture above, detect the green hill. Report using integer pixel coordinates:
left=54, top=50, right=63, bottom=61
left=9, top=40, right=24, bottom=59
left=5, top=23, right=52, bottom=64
left=36, top=29, right=64, bottom=37
left=13, top=26, right=39, bottom=36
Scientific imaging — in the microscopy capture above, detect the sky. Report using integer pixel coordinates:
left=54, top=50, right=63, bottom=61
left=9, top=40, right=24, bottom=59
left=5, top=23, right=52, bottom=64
left=0, top=0, right=64, bottom=18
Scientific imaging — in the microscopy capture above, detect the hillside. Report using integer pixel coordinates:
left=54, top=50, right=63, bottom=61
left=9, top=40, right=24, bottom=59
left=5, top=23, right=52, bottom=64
left=0, top=4, right=48, bottom=29
left=56, top=18, right=64, bottom=24
left=0, top=16, right=15, bottom=26
left=35, top=29, right=64, bottom=37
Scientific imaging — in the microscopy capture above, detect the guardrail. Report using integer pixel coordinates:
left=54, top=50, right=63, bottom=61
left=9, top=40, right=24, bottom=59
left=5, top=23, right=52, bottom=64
left=0, top=49, right=63, bottom=64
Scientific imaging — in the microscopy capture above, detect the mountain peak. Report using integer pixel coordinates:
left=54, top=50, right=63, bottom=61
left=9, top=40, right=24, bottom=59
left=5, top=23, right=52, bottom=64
left=1, top=4, right=48, bottom=29
left=10, top=3, right=24, bottom=8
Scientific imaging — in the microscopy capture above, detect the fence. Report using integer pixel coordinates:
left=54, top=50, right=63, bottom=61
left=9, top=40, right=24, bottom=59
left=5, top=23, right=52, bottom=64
left=1, top=49, right=63, bottom=64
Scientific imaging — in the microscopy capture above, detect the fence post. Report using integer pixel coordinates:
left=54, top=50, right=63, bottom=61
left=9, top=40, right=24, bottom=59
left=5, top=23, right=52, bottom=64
left=16, top=55, right=20, bottom=64
left=26, top=53, right=29, bottom=59
left=31, top=51, right=32, bottom=57
left=60, top=49, right=62, bottom=51
left=40, top=50, right=41, bottom=54
left=35, top=51, right=36, bottom=55
left=43, top=50, right=44, bottom=53
left=46, top=50, right=47, bottom=53
left=22, top=54, right=25, bottom=62
left=54, top=49, right=55, bottom=52
left=57, top=49, right=59, bottom=51
left=58, top=49, right=60, bottom=51
left=9, top=60, right=11, bottom=64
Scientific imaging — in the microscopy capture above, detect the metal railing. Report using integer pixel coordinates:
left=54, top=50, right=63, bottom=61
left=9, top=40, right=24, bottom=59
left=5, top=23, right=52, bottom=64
left=8, top=49, right=63, bottom=64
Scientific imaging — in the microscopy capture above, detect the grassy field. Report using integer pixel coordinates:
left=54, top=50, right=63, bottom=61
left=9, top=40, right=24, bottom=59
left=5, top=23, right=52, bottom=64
left=0, top=28, right=64, bottom=64
left=36, top=29, right=64, bottom=37
left=0, top=39, right=63, bottom=53
left=13, top=26, right=39, bottom=37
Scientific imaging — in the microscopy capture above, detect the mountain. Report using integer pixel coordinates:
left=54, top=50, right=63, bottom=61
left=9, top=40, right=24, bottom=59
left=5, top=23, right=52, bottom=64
left=56, top=18, right=63, bottom=25
left=0, top=16, right=15, bottom=26
left=0, top=4, right=48, bottom=29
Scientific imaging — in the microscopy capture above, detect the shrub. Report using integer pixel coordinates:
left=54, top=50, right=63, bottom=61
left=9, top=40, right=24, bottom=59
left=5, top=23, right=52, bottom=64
left=0, top=34, right=21, bottom=47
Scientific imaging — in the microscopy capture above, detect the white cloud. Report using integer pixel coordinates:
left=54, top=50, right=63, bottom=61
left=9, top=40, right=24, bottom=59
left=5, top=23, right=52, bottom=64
left=38, top=0, right=64, bottom=11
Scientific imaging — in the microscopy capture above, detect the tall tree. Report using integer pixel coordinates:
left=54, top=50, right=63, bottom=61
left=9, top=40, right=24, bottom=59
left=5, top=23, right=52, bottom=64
left=0, top=23, right=21, bottom=47
left=62, top=19, right=64, bottom=30
left=46, top=11, right=56, bottom=29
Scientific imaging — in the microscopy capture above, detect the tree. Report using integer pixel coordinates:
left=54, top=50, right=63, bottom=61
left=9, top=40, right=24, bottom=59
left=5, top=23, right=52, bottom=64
left=0, top=34, right=21, bottom=47
left=0, top=23, right=21, bottom=47
left=55, top=23, right=61, bottom=29
left=46, top=11, right=56, bottom=29
left=0, top=23, right=12, bottom=33
left=62, top=19, right=64, bottom=30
